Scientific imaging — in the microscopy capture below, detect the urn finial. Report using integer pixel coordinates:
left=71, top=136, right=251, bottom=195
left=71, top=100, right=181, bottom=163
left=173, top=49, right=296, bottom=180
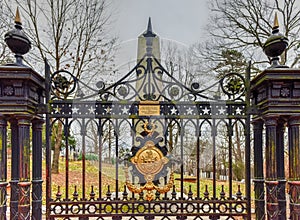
left=263, top=12, right=288, bottom=68
left=4, top=7, right=31, bottom=65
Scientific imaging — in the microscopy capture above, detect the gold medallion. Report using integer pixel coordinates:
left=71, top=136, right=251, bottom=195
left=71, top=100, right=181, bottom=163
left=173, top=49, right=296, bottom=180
left=125, top=141, right=174, bottom=201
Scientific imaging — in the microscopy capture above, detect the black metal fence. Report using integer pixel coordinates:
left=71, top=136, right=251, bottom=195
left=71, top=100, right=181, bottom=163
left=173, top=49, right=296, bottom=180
left=45, top=54, right=251, bottom=219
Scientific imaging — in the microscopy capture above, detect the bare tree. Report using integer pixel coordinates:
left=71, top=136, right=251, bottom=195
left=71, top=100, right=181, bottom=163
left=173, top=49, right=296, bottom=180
left=0, top=4, right=15, bottom=64
left=194, top=0, right=300, bottom=74
left=3, top=0, right=117, bottom=173
left=161, top=41, right=209, bottom=87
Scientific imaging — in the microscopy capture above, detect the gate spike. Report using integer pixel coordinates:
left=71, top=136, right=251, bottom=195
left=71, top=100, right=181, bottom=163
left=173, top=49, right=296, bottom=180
left=89, top=185, right=95, bottom=201
left=106, top=185, right=112, bottom=200
left=171, top=185, right=177, bottom=200
left=72, top=185, right=79, bottom=201
left=55, top=186, right=62, bottom=202
left=220, top=185, right=225, bottom=200
left=155, top=190, right=160, bottom=200
left=236, top=185, right=242, bottom=200
left=138, top=191, right=144, bottom=201
left=188, top=185, right=193, bottom=199
left=203, top=185, right=209, bottom=200
left=122, top=185, right=128, bottom=200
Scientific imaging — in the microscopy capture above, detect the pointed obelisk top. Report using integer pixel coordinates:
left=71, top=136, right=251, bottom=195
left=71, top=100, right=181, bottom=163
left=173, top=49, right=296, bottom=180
left=143, top=17, right=156, bottom=37
left=147, top=17, right=153, bottom=33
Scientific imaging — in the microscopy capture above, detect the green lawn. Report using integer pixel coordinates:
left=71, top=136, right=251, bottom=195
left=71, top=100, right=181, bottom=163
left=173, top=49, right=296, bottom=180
left=49, top=159, right=251, bottom=202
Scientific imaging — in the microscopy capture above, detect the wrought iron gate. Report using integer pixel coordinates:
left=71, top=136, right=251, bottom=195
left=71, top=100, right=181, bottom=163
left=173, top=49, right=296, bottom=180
left=45, top=51, right=251, bottom=219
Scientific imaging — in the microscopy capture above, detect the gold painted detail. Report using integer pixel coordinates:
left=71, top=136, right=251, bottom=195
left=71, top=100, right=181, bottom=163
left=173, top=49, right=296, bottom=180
left=125, top=141, right=174, bottom=201
left=15, top=7, right=21, bottom=24
left=139, top=101, right=160, bottom=116
left=143, top=121, right=155, bottom=135
left=273, top=12, right=279, bottom=29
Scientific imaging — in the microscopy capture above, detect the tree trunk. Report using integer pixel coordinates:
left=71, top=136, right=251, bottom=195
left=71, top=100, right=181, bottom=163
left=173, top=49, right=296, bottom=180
left=233, top=123, right=244, bottom=180
left=52, top=121, right=63, bottom=174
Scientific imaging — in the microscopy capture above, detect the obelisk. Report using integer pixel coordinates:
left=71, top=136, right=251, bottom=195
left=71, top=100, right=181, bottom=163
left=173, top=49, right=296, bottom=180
left=136, top=17, right=162, bottom=100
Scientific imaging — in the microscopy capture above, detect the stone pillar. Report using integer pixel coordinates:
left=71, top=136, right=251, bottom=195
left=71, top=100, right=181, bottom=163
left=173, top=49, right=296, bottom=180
left=0, top=116, right=7, bottom=219
left=276, top=119, right=286, bottom=219
left=17, top=117, right=31, bottom=220
left=288, top=117, right=300, bottom=219
left=32, top=119, right=44, bottom=219
left=253, top=119, right=265, bottom=220
left=264, top=117, right=279, bottom=219
left=10, top=119, right=19, bottom=220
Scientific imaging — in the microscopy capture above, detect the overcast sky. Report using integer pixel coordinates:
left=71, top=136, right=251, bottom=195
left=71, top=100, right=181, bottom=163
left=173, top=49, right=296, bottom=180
left=111, top=0, right=209, bottom=44
left=109, top=0, right=210, bottom=67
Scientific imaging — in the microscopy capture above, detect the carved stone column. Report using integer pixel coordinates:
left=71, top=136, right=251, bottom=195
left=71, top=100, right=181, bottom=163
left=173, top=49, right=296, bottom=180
left=17, top=117, right=31, bottom=220
left=32, top=119, right=44, bottom=219
left=0, top=116, right=7, bottom=219
left=264, top=117, right=279, bottom=219
left=288, top=117, right=300, bottom=219
left=253, top=119, right=265, bottom=220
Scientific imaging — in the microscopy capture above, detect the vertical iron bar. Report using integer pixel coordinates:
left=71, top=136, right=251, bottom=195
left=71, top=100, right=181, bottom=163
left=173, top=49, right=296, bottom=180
left=81, top=118, right=86, bottom=200
left=163, top=119, right=168, bottom=200
left=196, top=119, right=201, bottom=215
left=81, top=118, right=87, bottom=219
left=196, top=119, right=200, bottom=199
left=64, top=118, right=69, bottom=208
left=228, top=119, right=233, bottom=200
left=245, top=61, right=252, bottom=219
left=0, top=117, right=7, bottom=219
left=212, top=117, right=217, bottom=218
left=131, top=119, right=135, bottom=200
left=227, top=118, right=233, bottom=217
left=115, top=120, right=119, bottom=205
left=98, top=119, right=103, bottom=200
left=10, top=119, right=19, bottom=220
left=180, top=119, right=184, bottom=200
left=44, top=58, right=52, bottom=218
left=31, top=119, right=44, bottom=219
left=253, top=119, right=265, bottom=220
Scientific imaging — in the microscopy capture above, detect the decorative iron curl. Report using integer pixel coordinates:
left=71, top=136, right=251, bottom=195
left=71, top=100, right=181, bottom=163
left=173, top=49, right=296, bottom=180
left=220, top=73, right=246, bottom=100
left=151, top=57, right=247, bottom=102
left=51, top=70, right=78, bottom=99
left=49, top=56, right=247, bottom=103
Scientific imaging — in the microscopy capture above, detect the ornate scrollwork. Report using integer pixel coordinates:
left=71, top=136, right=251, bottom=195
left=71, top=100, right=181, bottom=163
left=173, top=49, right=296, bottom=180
left=51, top=70, right=78, bottom=99
left=125, top=141, right=174, bottom=201
left=48, top=55, right=246, bottom=102
left=220, top=73, right=245, bottom=99
left=143, top=121, right=155, bottom=136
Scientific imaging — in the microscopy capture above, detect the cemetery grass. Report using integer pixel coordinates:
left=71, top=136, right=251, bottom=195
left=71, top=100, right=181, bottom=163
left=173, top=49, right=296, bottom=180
left=48, top=158, right=251, bottom=205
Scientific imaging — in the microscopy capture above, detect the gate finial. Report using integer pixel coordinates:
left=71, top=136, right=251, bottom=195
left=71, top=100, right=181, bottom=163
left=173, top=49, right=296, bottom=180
left=4, top=7, right=31, bottom=65
left=263, top=12, right=288, bottom=68
left=15, top=7, right=21, bottom=25
left=273, top=12, right=279, bottom=29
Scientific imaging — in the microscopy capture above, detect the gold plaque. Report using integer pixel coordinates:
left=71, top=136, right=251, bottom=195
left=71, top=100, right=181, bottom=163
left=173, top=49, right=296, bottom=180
left=139, top=101, right=160, bottom=116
